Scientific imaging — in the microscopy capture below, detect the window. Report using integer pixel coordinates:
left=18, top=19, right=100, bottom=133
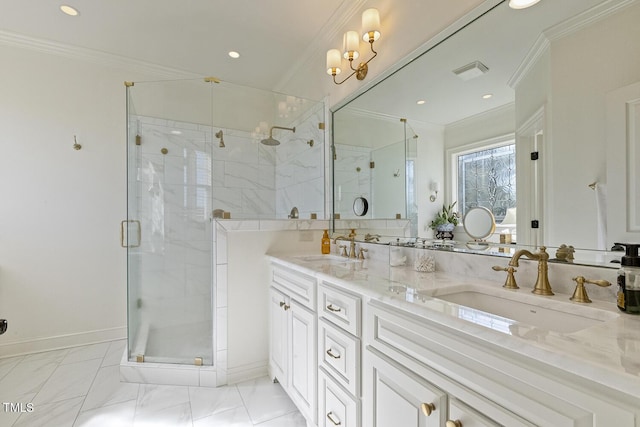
left=454, top=141, right=516, bottom=223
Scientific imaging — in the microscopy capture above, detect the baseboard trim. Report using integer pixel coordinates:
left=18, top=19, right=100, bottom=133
left=226, top=360, right=268, bottom=385
left=0, top=326, right=127, bottom=358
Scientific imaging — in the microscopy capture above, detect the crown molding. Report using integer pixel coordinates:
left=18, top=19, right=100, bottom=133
left=544, top=0, right=637, bottom=41
left=446, top=102, right=515, bottom=131
left=0, top=30, right=200, bottom=80
left=507, top=34, right=550, bottom=89
left=509, top=0, right=637, bottom=89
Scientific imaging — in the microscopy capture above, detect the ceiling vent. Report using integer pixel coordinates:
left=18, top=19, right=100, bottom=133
left=453, top=61, right=489, bottom=81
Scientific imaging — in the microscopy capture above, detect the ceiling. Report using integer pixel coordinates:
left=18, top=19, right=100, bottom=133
left=0, top=0, right=353, bottom=91
left=342, top=0, right=608, bottom=127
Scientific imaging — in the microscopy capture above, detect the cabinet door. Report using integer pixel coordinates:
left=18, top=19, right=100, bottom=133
left=363, top=348, right=446, bottom=427
left=269, top=287, right=288, bottom=384
left=290, top=300, right=317, bottom=424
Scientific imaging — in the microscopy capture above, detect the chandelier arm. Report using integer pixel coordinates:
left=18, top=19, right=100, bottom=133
left=333, top=69, right=359, bottom=85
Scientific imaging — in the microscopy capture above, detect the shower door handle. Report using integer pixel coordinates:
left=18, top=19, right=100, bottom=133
left=120, top=220, right=141, bottom=248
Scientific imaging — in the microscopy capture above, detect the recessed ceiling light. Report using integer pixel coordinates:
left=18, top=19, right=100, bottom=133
left=508, top=0, right=541, bottom=10
left=60, top=5, right=79, bottom=16
left=228, top=51, right=240, bottom=59
left=416, top=100, right=426, bottom=105
left=482, top=94, right=493, bottom=99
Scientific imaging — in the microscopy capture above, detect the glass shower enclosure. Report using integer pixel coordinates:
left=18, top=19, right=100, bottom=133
left=124, top=78, right=324, bottom=367
left=125, top=79, right=216, bottom=365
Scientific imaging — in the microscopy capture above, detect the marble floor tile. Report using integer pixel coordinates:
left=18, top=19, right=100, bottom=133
left=134, top=384, right=190, bottom=418
left=73, top=399, right=137, bottom=427
left=0, top=356, right=23, bottom=382
left=0, top=393, right=35, bottom=427
left=192, top=406, right=253, bottom=427
left=102, top=340, right=127, bottom=367
left=61, top=343, right=110, bottom=365
left=188, top=384, right=244, bottom=421
left=13, top=396, right=84, bottom=427
left=33, top=358, right=102, bottom=405
left=1, top=341, right=305, bottom=427
left=23, top=348, right=70, bottom=364
left=0, top=358, right=59, bottom=401
left=81, top=365, right=140, bottom=412
left=254, top=411, right=307, bottom=427
left=236, top=376, right=298, bottom=424
left=133, top=401, right=192, bottom=427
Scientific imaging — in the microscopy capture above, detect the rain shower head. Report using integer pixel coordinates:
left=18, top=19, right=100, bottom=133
left=260, top=126, right=295, bottom=146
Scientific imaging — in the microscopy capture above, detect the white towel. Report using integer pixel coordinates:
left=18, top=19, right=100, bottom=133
left=595, top=183, right=607, bottom=250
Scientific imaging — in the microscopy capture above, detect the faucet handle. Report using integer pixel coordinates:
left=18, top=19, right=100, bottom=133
left=358, top=248, right=368, bottom=260
left=570, top=276, right=612, bottom=303
left=339, top=245, right=348, bottom=257
left=492, top=265, right=519, bottom=290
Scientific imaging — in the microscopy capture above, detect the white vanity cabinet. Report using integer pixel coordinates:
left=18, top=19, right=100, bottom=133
left=364, top=300, right=638, bottom=427
left=269, top=265, right=317, bottom=426
left=317, top=281, right=362, bottom=427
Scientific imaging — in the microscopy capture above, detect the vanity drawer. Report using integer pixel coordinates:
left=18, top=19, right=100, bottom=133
left=318, top=369, right=360, bottom=427
left=272, top=264, right=316, bottom=310
left=319, top=319, right=360, bottom=397
left=318, top=282, right=361, bottom=336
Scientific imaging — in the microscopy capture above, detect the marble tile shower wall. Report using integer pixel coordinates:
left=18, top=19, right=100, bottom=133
left=333, top=144, right=372, bottom=219
left=275, top=103, right=326, bottom=219
left=131, top=117, right=214, bottom=361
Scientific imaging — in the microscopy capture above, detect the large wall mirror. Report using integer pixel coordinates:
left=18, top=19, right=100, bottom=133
left=332, top=0, right=640, bottom=264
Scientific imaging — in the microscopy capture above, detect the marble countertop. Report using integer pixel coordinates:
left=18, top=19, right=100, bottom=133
left=267, top=252, right=640, bottom=398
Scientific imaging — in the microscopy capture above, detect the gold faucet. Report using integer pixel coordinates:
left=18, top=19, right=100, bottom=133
left=508, top=246, right=554, bottom=296
left=334, top=234, right=357, bottom=258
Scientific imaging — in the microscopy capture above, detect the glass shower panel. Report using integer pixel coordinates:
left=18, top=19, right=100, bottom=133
left=126, top=79, right=214, bottom=365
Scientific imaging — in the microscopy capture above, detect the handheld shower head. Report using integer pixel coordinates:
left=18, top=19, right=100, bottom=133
left=215, top=130, right=225, bottom=148
left=260, top=126, right=295, bottom=146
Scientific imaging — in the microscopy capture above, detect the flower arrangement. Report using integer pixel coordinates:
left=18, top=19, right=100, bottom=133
left=429, top=202, right=459, bottom=229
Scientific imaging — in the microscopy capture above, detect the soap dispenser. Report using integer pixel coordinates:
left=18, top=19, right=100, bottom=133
left=616, top=243, right=640, bottom=314
left=321, top=230, right=331, bottom=254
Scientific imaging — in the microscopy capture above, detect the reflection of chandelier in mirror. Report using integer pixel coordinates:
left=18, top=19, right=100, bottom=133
left=509, top=0, right=541, bottom=9
left=326, top=8, right=381, bottom=85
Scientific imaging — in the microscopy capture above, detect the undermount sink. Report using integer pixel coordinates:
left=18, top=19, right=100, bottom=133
left=296, top=254, right=359, bottom=263
left=430, top=287, right=619, bottom=334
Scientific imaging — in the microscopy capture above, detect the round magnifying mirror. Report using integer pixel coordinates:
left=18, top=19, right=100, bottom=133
left=463, top=207, right=496, bottom=249
left=353, top=197, right=369, bottom=216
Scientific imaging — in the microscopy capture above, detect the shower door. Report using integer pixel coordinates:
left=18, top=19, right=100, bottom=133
left=125, top=80, right=214, bottom=365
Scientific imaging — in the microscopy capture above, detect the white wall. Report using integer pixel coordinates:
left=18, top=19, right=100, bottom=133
left=413, top=122, right=446, bottom=238
left=546, top=2, right=640, bottom=249
left=0, top=45, right=157, bottom=356
left=222, top=226, right=325, bottom=383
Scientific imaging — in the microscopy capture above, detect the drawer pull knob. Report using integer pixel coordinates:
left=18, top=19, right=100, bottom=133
left=327, top=304, right=342, bottom=313
left=420, top=402, right=435, bottom=416
left=326, top=348, right=341, bottom=359
left=327, top=411, right=342, bottom=426
left=279, top=301, right=286, bottom=308
left=446, top=420, right=462, bottom=427
left=283, top=304, right=290, bottom=311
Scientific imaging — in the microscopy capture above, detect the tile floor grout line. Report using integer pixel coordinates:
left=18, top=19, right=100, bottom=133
left=0, top=355, right=25, bottom=384
left=70, top=344, right=110, bottom=426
